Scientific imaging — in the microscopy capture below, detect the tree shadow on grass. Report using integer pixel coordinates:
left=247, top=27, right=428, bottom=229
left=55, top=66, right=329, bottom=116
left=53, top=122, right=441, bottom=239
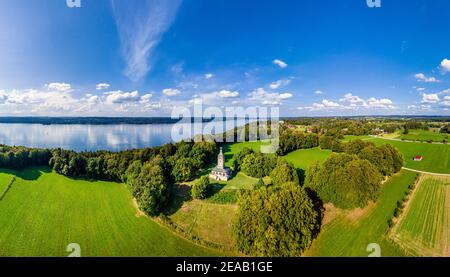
left=296, top=168, right=306, bottom=185
left=0, top=166, right=50, bottom=181
left=164, top=184, right=193, bottom=216
left=304, top=187, right=325, bottom=240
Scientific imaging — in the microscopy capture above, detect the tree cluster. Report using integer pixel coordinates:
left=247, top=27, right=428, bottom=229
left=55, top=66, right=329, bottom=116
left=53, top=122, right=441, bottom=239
left=319, top=139, right=403, bottom=176
left=277, top=129, right=319, bottom=155
left=233, top=183, right=321, bottom=256
left=305, top=153, right=383, bottom=209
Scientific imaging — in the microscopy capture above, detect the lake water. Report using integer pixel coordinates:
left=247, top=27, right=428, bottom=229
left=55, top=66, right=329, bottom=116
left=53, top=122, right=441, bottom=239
left=0, top=120, right=249, bottom=152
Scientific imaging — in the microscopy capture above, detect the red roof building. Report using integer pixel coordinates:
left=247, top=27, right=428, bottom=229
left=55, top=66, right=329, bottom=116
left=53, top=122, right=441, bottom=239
left=413, top=156, right=423, bottom=161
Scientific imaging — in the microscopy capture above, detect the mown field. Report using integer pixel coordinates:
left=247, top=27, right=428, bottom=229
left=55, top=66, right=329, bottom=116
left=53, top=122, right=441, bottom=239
left=284, top=147, right=332, bottom=171
left=395, top=129, right=449, bottom=143
left=304, top=170, right=417, bottom=257
left=370, top=138, right=450, bottom=174
left=0, top=167, right=221, bottom=257
left=390, top=176, right=450, bottom=256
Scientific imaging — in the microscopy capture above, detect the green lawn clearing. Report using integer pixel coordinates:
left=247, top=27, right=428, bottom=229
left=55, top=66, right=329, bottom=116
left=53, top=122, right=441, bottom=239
left=0, top=167, right=222, bottom=257
left=283, top=147, right=332, bottom=171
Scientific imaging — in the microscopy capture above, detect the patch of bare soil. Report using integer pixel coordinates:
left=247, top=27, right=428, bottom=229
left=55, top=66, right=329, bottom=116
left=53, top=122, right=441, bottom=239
left=132, top=198, right=147, bottom=218
left=321, top=201, right=375, bottom=225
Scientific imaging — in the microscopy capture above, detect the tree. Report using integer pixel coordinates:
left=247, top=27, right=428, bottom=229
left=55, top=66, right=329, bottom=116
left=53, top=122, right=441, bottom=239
left=233, top=147, right=254, bottom=171
left=241, top=153, right=277, bottom=178
left=172, top=157, right=195, bottom=182
left=191, top=176, right=210, bottom=199
left=131, top=159, right=169, bottom=216
left=255, top=178, right=265, bottom=189
left=233, top=183, right=321, bottom=256
left=305, top=153, right=383, bottom=209
left=270, top=159, right=299, bottom=186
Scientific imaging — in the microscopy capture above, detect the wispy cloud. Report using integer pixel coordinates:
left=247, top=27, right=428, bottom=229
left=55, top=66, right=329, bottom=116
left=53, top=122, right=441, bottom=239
left=111, top=0, right=183, bottom=81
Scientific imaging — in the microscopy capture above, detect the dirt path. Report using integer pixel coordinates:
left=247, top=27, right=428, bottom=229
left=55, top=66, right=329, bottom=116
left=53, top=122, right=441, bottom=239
left=402, top=167, right=450, bottom=177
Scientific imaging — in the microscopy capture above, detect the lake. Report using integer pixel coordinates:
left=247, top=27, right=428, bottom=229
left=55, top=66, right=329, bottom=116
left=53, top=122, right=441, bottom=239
left=0, top=120, right=249, bottom=152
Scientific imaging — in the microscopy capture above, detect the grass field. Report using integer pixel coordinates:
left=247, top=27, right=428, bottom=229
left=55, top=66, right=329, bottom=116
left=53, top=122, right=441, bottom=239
left=391, top=175, right=450, bottom=256
left=0, top=167, right=222, bottom=257
left=370, top=138, right=450, bottom=174
left=169, top=200, right=238, bottom=252
left=284, top=147, right=332, bottom=171
left=304, top=170, right=418, bottom=257
left=396, top=129, right=449, bottom=143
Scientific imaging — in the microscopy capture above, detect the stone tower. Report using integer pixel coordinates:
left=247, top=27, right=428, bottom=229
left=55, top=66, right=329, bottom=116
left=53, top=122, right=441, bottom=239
left=217, top=147, right=224, bottom=169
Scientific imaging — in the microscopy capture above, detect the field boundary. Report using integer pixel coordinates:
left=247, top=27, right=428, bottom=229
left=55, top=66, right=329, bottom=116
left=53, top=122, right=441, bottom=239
left=402, top=167, right=450, bottom=177
left=370, top=135, right=447, bottom=145
left=0, top=177, right=16, bottom=201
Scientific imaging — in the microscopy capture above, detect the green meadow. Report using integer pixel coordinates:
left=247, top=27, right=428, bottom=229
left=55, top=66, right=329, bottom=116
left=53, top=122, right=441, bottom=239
left=305, top=170, right=418, bottom=257
left=284, top=147, right=332, bottom=171
left=0, top=167, right=221, bottom=257
left=370, top=138, right=450, bottom=174
left=396, top=129, right=449, bottom=143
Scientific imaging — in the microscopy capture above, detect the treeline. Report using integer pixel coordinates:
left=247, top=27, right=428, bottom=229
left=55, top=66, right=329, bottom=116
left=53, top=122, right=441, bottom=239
left=305, top=139, right=404, bottom=209
left=49, top=141, right=216, bottom=182
left=440, top=124, right=450, bottom=134
left=277, top=128, right=319, bottom=155
left=49, top=141, right=217, bottom=216
left=0, top=145, right=51, bottom=170
left=319, top=138, right=403, bottom=176
left=403, top=121, right=429, bottom=131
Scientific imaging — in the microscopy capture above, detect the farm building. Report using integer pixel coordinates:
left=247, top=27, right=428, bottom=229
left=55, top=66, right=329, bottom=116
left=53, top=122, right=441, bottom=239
left=413, top=155, right=423, bottom=162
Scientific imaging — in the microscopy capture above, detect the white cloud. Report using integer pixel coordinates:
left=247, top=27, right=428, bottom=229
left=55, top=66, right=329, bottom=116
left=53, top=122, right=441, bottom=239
left=96, top=83, right=110, bottom=90
left=301, top=93, right=395, bottom=111
left=269, top=79, right=291, bottom=89
left=105, top=90, right=140, bottom=104
left=205, top=73, right=214, bottom=79
left=111, top=0, right=183, bottom=81
left=440, top=58, right=450, bottom=74
left=442, top=96, right=450, bottom=106
left=416, top=87, right=426, bottom=92
left=279, top=93, right=293, bottom=100
left=273, top=59, right=288, bottom=69
left=340, top=93, right=365, bottom=104
left=414, top=73, right=439, bottom=83
left=46, top=82, right=72, bottom=92
left=162, top=88, right=181, bottom=97
left=314, top=90, right=324, bottom=95
left=421, top=93, right=440, bottom=104
left=217, top=90, right=239, bottom=98
left=140, top=93, right=153, bottom=103
left=249, top=88, right=293, bottom=106
left=366, top=97, right=395, bottom=109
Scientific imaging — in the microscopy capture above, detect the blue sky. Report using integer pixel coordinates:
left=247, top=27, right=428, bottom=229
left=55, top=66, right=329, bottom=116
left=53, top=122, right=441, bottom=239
left=0, top=0, right=449, bottom=116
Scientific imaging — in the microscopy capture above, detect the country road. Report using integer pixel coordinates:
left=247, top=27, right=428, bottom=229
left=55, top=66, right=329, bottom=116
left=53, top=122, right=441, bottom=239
left=402, top=167, right=450, bottom=177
